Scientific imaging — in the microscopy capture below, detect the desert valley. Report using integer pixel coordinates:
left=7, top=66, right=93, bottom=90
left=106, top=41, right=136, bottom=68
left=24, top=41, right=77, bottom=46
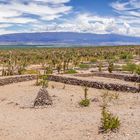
left=0, top=46, right=139, bottom=140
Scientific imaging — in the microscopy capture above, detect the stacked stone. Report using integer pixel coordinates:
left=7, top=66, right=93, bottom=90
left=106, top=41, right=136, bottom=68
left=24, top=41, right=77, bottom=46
left=48, top=75, right=140, bottom=93
left=34, top=88, right=52, bottom=107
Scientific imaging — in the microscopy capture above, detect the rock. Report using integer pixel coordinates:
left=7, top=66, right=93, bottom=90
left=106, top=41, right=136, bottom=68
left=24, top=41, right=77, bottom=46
left=34, top=88, right=52, bottom=107
left=92, top=98, right=99, bottom=102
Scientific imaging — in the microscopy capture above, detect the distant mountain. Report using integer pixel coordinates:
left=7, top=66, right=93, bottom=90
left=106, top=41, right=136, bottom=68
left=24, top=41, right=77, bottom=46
left=0, top=32, right=140, bottom=46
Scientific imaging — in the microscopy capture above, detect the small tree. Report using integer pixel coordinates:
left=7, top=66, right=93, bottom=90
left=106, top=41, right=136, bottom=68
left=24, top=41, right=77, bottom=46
left=99, top=91, right=120, bottom=133
left=108, top=61, right=114, bottom=73
left=100, top=107, right=120, bottom=133
left=79, top=86, right=90, bottom=107
left=84, top=86, right=88, bottom=99
left=56, top=63, right=62, bottom=74
left=98, top=62, right=102, bottom=72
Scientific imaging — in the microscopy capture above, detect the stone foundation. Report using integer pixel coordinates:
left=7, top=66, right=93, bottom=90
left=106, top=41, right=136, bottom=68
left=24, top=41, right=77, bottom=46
left=0, top=74, right=139, bottom=93
left=0, top=75, right=37, bottom=86
left=75, top=73, right=140, bottom=82
left=48, top=75, right=139, bottom=93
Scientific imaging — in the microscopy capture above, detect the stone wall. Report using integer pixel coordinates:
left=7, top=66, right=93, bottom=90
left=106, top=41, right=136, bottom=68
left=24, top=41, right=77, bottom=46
left=75, top=73, right=140, bottom=83
left=0, top=75, right=37, bottom=86
left=48, top=75, right=140, bottom=93
left=0, top=74, right=139, bottom=93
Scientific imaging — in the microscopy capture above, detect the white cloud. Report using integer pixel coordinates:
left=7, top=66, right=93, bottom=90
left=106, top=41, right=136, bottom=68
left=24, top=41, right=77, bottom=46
left=0, top=17, right=37, bottom=24
left=33, top=0, right=70, bottom=4
left=0, top=8, right=21, bottom=18
left=0, top=0, right=72, bottom=34
left=0, top=0, right=72, bottom=23
left=0, top=24, right=12, bottom=28
left=33, top=12, right=140, bottom=37
left=110, top=0, right=140, bottom=11
left=2, top=11, right=140, bottom=37
left=9, top=2, right=71, bottom=16
left=110, top=1, right=129, bottom=11
left=0, top=0, right=140, bottom=37
left=30, top=13, right=116, bottom=34
left=109, top=0, right=140, bottom=36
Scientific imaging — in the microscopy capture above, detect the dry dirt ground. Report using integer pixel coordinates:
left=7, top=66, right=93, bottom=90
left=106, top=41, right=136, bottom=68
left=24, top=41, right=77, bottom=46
left=0, top=80, right=140, bottom=140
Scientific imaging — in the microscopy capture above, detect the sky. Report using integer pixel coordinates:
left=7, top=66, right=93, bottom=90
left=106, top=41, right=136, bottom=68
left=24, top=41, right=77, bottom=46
left=0, top=0, right=140, bottom=36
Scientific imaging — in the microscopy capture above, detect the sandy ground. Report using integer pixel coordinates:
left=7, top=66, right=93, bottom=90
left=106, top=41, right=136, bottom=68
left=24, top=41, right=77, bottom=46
left=0, top=80, right=140, bottom=140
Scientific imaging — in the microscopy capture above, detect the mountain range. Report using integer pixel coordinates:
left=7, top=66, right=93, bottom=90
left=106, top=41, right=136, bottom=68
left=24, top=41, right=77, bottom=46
left=0, top=32, right=140, bottom=46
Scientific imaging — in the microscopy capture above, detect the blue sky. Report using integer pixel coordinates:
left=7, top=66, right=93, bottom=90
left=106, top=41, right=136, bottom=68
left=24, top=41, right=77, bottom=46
left=0, top=0, right=140, bottom=36
left=68, top=0, right=115, bottom=16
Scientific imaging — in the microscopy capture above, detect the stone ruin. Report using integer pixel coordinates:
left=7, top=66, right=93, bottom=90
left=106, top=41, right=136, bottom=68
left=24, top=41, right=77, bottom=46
left=0, top=75, right=37, bottom=86
left=34, top=88, right=52, bottom=107
left=75, top=72, right=140, bottom=83
left=48, top=75, right=140, bottom=93
left=0, top=74, right=139, bottom=93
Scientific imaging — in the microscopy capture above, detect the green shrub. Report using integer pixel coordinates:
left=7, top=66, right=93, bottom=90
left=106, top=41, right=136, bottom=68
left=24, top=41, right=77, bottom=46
left=44, top=67, right=53, bottom=75
left=79, top=98, right=90, bottom=107
left=122, top=63, right=140, bottom=74
left=136, top=65, right=140, bottom=75
left=122, top=63, right=137, bottom=74
left=120, top=53, right=133, bottom=60
left=21, top=69, right=38, bottom=75
left=65, top=69, right=77, bottom=74
left=90, top=58, right=97, bottom=63
left=35, top=74, right=48, bottom=88
left=79, top=86, right=90, bottom=107
left=108, top=61, right=114, bottom=73
left=100, top=108, right=120, bottom=133
left=79, top=64, right=90, bottom=69
left=98, top=62, right=102, bottom=72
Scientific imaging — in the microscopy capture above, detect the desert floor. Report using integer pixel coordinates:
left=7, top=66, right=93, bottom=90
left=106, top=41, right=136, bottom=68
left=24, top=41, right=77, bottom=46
left=0, top=80, right=140, bottom=140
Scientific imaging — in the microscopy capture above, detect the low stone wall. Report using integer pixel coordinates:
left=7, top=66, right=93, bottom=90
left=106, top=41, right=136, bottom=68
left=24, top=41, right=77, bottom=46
left=48, top=75, right=140, bottom=93
left=0, top=75, right=37, bottom=86
left=0, top=74, right=139, bottom=93
left=75, top=73, right=140, bottom=83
